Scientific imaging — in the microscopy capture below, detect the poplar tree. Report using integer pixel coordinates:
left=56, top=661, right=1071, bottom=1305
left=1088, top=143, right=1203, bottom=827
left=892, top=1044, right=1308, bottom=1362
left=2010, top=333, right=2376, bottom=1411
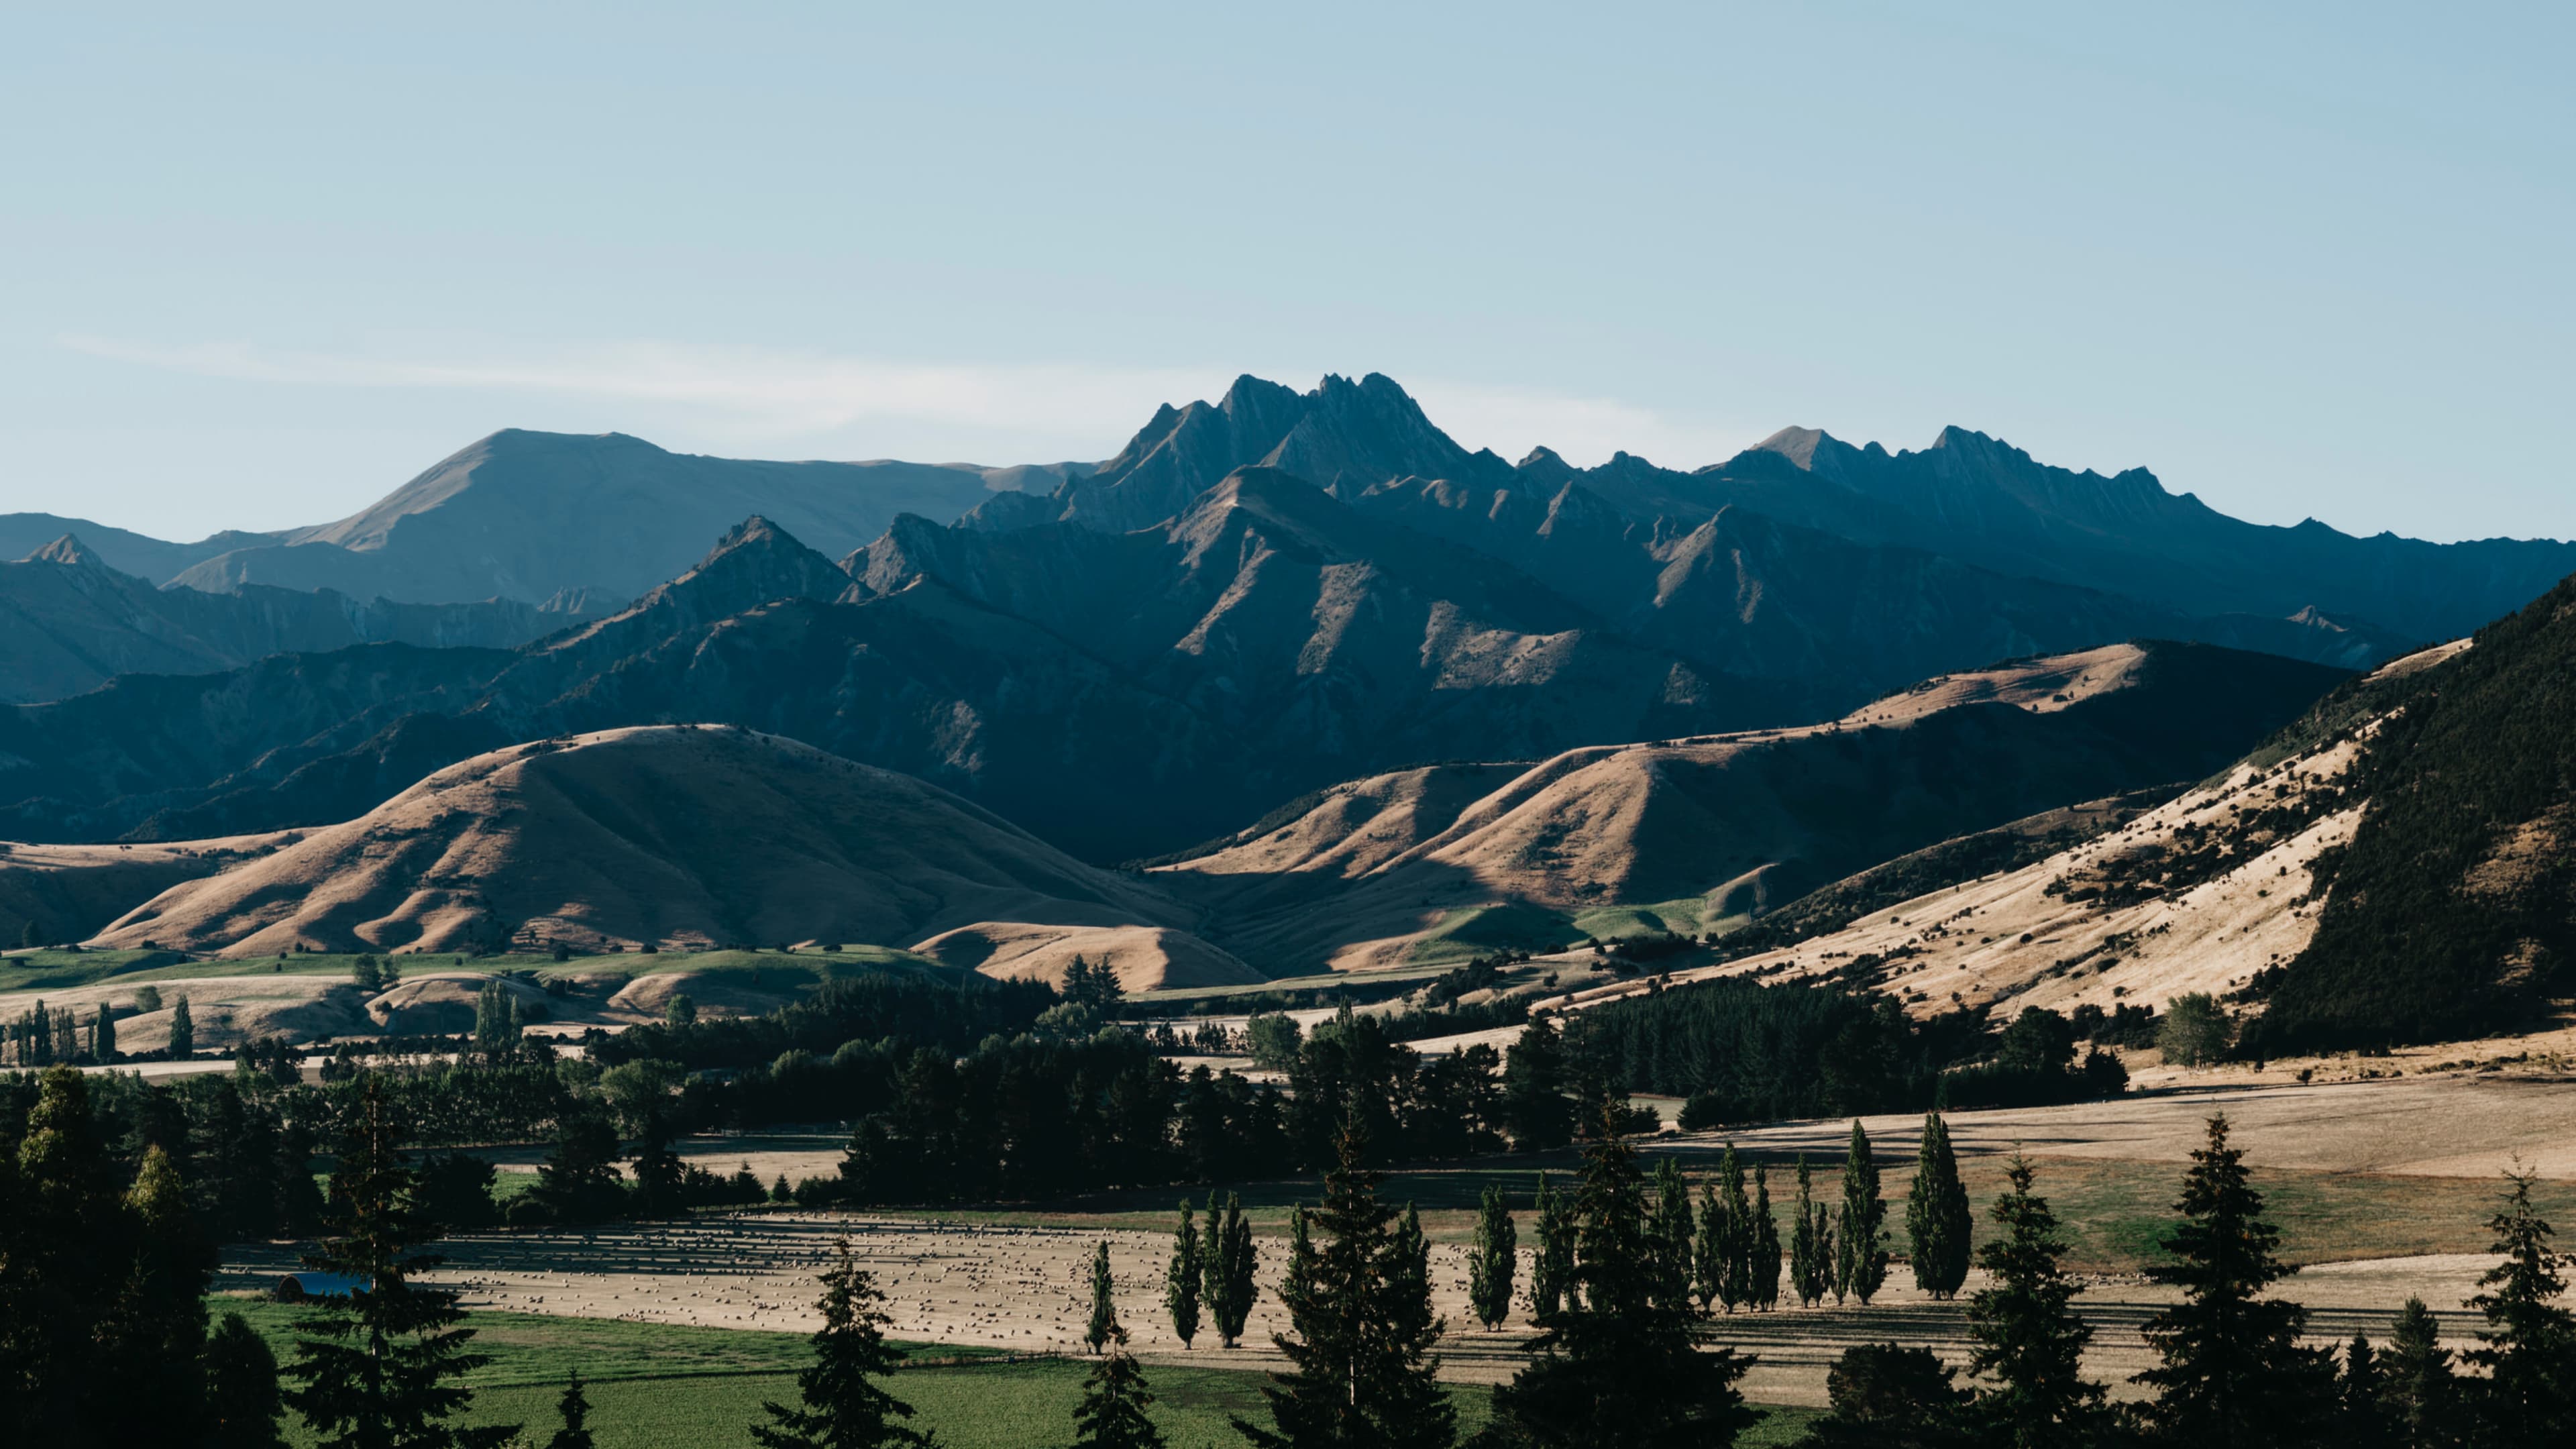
left=170, top=994, right=195, bottom=1057
left=285, top=1078, right=516, bottom=1449
left=1469, top=1183, right=1517, bottom=1329
left=1167, top=1199, right=1203, bottom=1348
left=2377, top=1297, right=2456, bottom=1449
left=1715, top=1145, right=1753, bottom=1311
left=2463, top=1165, right=2576, bottom=1446
left=1486, top=1113, right=1756, bottom=1449
left=1532, top=1171, right=1576, bottom=1322
left=1201, top=1190, right=1258, bottom=1348
left=1907, top=1112, right=1972, bottom=1300
left=1234, top=1120, right=1453, bottom=1449
left=1651, top=1156, right=1696, bottom=1314
left=2132, top=1115, right=2337, bottom=1444
left=752, top=1238, right=924, bottom=1449
left=1088, top=1241, right=1118, bottom=1354
left=1835, top=1120, right=1888, bottom=1305
left=1964, top=1155, right=2104, bottom=1448
left=89, top=1002, right=115, bottom=1063
left=1747, top=1164, right=1782, bottom=1311
left=1692, top=1181, right=1727, bottom=1314
left=1790, top=1155, right=1835, bottom=1307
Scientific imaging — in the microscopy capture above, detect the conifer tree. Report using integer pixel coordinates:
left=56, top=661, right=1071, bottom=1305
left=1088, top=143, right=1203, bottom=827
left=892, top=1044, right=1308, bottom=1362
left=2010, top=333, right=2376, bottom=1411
left=2462, top=1165, right=2576, bottom=1446
left=285, top=1078, right=516, bottom=1449
left=1907, top=1113, right=1972, bottom=1300
left=2377, top=1297, right=2456, bottom=1449
left=629, top=1111, right=685, bottom=1218
left=103, top=1143, right=217, bottom=1442
left=1835, top=1120, right=1888, bottom=1305
left=2131, top=1115, right=2337, bottom=1445
left=1965, top=1155, right=2104, bottom=1449
left=1747, top=1164, right=1782, bottom=1311
left=1075, top=1320, right=1165, bottom=1449
left=752, top=1237, right=924, bottom=1449
left=206, top=1309, right=289, bottom=1449
left=170, top=994, right=195, bottom=1057
left=1485, top=1111, right=1755, bottom=1449
left=545, top=1373, right=595, bottom=1449
left=1503, top=1013, right=1574, bottom=1151
left=1532, top=1171, right=1576, bottom=1322
left=1088, top=1240, right=1118, bottom=1354
left=1234, top=1119, right=1453, bottom=1449
left=1651, top=1156, right=1695, bottom=1314
left=1801, top=1342, right=1975, bottom=1448
left=1202, top=1190, right=1258, bottom=1348
left=1790, top=1155, right=1834, bottom=1307
left=1167, top=1200, right=1202, bottom=1348
left=1469, top=1183, right=1517, bottom=1330
left=2340, top=1336, right=2385, bottom=1449
left=1714, top=1144, right=1752, bottom=1311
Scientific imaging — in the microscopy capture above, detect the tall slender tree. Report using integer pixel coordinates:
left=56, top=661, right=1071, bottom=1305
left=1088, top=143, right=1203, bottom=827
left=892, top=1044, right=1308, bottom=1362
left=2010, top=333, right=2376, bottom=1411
left=2377, top=1297, right=2456, bottom=1449
left=2462, top=1165, right=2576, bottom=1447
left=1651, top=1157, right=1695, bottom=1315
left=170, top=994, right=195, bottom=1057
left=284, top=1077, right=516, bottom=1449
left=1234, top=1119, right=1453, bottom=1449
left=1692, top=1180, right=1727, bottom=1315
left=1532, top=1171, right=1576, bottom=1323
left=1470, top=1183, right=1519, bottom=1330
left=1747, top=1165, right=1782, bottom=1312
left=1836, top=1120, right=1888, bottom=1305
left=1715, top=1145, right=1753, bottom=1311
left=1202, top=1190, right=1259, bottom=1349
left=1790, top=1155, right=1835, bottom=1308
left=1964, top=1155, right=2104, bottom=1449
left=1485, top=1112, right=1756, bottom=1449
left=1088, top=1241, right=1119, bottom=1354
left=2340, top=1336, right=2386, bottom=1449
left=1167, top=1201, right=1203, bottom=1348
left=1907, top=1113, right=1972, bottom=1300
left=1074, top=1271, right=1165, bottom=1449
left=751, top=1237, right=925, bottom=1449
left=2131, top=1115, right=2337, bottom=1445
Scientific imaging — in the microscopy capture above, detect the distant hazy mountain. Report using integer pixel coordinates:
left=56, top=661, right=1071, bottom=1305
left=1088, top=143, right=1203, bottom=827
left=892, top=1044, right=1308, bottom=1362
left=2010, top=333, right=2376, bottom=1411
left=0, top=535, right=606, bottom=703
left=155, top=429, right=1088, bottom=604
left=0, top=513, right=285, bottom=583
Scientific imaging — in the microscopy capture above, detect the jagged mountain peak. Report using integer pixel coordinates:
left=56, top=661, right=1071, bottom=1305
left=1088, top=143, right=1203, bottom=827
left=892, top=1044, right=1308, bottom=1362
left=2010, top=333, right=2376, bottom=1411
left=28, top=533, right=109, bottom=570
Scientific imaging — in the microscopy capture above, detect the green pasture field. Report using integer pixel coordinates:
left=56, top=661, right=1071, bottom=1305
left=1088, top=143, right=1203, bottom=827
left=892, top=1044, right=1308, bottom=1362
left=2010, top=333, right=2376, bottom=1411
left=215, top=1297, right=1815, bottom=1449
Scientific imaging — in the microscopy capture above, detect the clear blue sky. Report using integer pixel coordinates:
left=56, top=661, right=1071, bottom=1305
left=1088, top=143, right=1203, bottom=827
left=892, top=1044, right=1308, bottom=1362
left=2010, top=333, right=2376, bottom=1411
left=5, top=2, right=2568, bottom=542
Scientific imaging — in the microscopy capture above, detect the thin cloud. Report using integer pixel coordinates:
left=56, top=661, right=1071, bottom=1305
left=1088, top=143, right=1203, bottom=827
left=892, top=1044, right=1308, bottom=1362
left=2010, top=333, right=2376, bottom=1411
left=60, top=335, right=1755, bottom=469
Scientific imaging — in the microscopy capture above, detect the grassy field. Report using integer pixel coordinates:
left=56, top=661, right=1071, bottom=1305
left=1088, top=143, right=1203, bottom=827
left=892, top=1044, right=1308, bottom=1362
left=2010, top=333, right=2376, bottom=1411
left=0, top=944, right=941, bottom=994
left=214, top=1298, right=1821, bottom=1448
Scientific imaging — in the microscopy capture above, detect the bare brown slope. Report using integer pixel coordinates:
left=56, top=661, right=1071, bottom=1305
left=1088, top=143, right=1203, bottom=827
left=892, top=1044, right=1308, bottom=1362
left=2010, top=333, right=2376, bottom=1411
left=1, top=833, right=297, bottom=946
left=91, top=725, right=1191, bottom=956
left=1156, top=642, right=2349, bottom=973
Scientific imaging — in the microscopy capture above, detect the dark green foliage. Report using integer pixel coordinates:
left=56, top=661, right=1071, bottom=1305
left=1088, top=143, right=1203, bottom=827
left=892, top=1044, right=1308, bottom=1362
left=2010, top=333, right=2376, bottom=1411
left=2378, top=1297, right=2457, bottom=1449
left=2157, top=994, right=2234, bottom=1067
left=1835, top=1121, right=1888, bottom=1305
left=2131, top=1114, right=2338, bottom=1444
left=629, top=1112, right=687, bottom=1218
left=1074, top=1323, right=1165, bottom=1449
left=284, top=1079, right=515, bottom=1449
left=1965, top=1156, right=2106, bottom=1448
left=2462, top=1166, right=2576, bottom=1446
left=170, top=994, right=195, bottom=1056
left=1235, top=1120, right=1453, bottom=1449
left=1908, top=1114, right=1973, bottom=1299
left=596, top=971, right=1054, bottom=1073
left=751, top=1238, right=924, bottom=1449
left=532, top=1105, right=628, bottom=1224
left=1711, top=1145, right=1753, bottom=1312
left=1797, top=1343, right=1976, bottom=1448
left=89, top=1002, right=113, bottom=1063
left=2339, top=1336, right=2383, bottom=1449
left=1470, top=1183, right=1518, bottom=1330
left=1244, top=1013, right=1304, bottom=1071
left=471, top=981, right=521, bottom=1055
left=546, top=1372, right=595, bottom=1449
left=1530, top=1171, right=1574, bottom=1323
left=1284, top=1007, right=1505, bottom=1167
left=1062, top=955, right=1128, bottom=1014
left=1650, top=1156, right=1695, bottom=1315
left=205, top=1309, right=289, bottom=1449
left=1790, top=1155, right=1834, bottom=1308
left=1484, top=1115, right=1754, bottom=1449
left=1502, top=1013, right=1574, bottom=1151
left=1692, top=1179, right=1729, bottom=1314
left=2251, top=576, right=2576, bottom=1049
left=1747, top=1165, right=1782, bottom=1311
left=1167, top=1199, right=1203, bottom=1348
left=1088, top=1240, right=1118, bottom=1354
left=1203, top=1190, right=1258, bottom=1348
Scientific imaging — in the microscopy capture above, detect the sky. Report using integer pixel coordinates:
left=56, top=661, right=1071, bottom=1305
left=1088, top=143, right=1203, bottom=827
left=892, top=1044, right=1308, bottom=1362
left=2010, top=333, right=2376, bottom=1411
left=3, top=2, right=2569, bottom=543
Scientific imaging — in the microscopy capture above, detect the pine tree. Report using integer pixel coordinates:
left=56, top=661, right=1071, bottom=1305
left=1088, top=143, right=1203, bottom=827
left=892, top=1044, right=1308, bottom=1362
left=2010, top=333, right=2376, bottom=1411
left=2340, top=1336, right=2385, bottom=1449
left=1801, top=1342, right=1976, bottom=1448
left=2131, top=1115, right=2337, bottom=1445
left=284, top=1078, right=516, bottom=1449
left=1747, top=1165, right=1782, bottom=1311
left=1907, top=1113, right=1972, bottom=1300
left=101, top=1143, right=217, bottom=1442
left=1088, top=1240, right=1118, bottom=1354
left=1485, top=1112, right=1756, bottom=1449
left=1167, top=1200, right=1202, bottom=1348
left=1790, top=1155, right=1833, bottom=1307
left=2378, top=1297, right=2456, bottom=1449
left=534, top=1106, right=627, bottom=1224
left=1201, top=1190, right=1258, bottom=1348
left=170, top=994, right=195, bottom=1057
left=2462, top=1165, right=2576, bottom=1447
left=546, top=1373, right=595, bottom=1449
left=1503, top=1013, right=1574, bottom=1151
left=629, top=1111, right=685, bottom=1218
left=752, top=1237, right=925, bottom=1449
left=1234, top=1118, right=1453, bottom=1449
left=206, top=1309, right=289, bottom=1448
left=1650, top=1156, right=1696, bottom=1314
left=1074, top=1320, right=1165, bottom=1449
left=1964, top=1155, right=2104, bottom=1449
left=1835, top=1120, right=1888, bottom=1306
left=1469, top=1183, right=1517, bottom=1330
left=1532, top=1171, right=1576, bottom=1322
